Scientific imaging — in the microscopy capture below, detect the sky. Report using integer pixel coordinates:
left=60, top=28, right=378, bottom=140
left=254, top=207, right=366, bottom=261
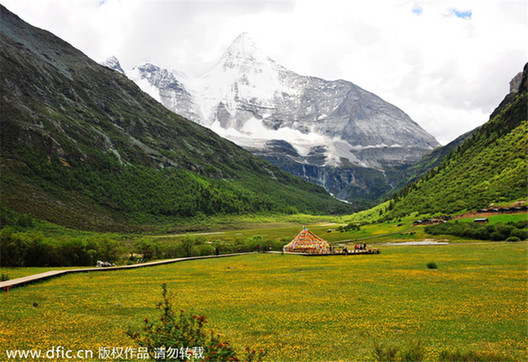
left=2, top=0, right=526, bottom=144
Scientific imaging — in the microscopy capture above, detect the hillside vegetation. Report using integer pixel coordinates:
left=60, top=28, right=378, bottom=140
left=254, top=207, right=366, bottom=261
left=391, top=129, right=476, bottom=195
left=380, top=64, right=527, bottom=219
left=0, top=5, right=350, bottom=231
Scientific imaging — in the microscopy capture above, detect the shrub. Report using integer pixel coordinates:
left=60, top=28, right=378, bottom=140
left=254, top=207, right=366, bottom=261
left=195, top=243, right=214, bottom=256
left=511, top=220, right=528, bottom=229
left=438, top=349, right=509, bottom=361
left=489, top=231, right=505, bottom=241
left=373, top=341, right=508, bottom=361
left=470, top=227, right=489, bottom=240
left=373, top=342, right=399, bottom=361
left=506, top=236, right=521, bottom=242
left=134, top=238, right=161, bottom=261
left=0, top=273, right=9, bottom=281
left=126, top=284, right=266, bottom=361
left=181, top=235, right=202, bottom=257
left=426, top=262, right=438, bottom=269
left=0, top=228, right=124, bottom=267
left=425, top=222, right=527, bottom=241
left=510, top=228, right=528, bottom=240
left=15, top=213, right=34, bottom=228
left=495, top=223, right=514, bottom=239
left=401, top=340, right=425, bottom=361
left=372, top=340, right=425, bottom=361
left=0, top=207, right=33, bottom=229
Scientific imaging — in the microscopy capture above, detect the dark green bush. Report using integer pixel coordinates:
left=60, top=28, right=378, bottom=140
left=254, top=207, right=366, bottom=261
left=425, top=221, right=527, bottom=241
left=426, top=262, right=438, bottom=269
left=0, top=228, right=123, bottom=267
left=373, top=341, right=509, bottom=361
left=510, top=228, right=528, bottom=240
left=438, top=349, right=510, bottom=361
left=401, top=341, right=425, bottom=361
left=126, top=284, right=266, bottom=361
left=511, top=220, right=528, bottom=229
left=373, top=342, right=399, bottom=361
left=0, top=206, right=33, bottom=229
left=506, top=236, right=521, bottom=242
left=489, top=231, right=504, bottom=241
left=195, top=243, right=214, bottom=256
left=372, top=340, right=424, bottom=361
left=130, top=234, right=283, bottom=263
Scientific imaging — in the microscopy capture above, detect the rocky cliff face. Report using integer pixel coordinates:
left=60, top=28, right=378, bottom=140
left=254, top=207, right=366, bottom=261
left=107, top=33, right=440, bottom=203
left=127, top=63, right=200, bottom=123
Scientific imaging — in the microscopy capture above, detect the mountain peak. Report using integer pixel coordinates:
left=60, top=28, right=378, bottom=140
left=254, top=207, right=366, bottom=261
left=229, top=32, right=258, bottom=51
left=101, top=56, right=125, bottom=75
left=219, top=33, right=271, bottom=68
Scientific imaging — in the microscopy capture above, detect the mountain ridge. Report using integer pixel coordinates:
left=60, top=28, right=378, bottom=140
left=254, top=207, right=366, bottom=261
left=0, top=5, right=351, bottom=230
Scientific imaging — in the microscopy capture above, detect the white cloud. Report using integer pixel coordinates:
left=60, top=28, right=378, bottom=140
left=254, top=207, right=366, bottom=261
left=2, top=0, right=527, bottom=145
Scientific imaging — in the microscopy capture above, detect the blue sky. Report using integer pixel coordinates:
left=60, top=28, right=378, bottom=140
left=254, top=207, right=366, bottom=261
left=451, top=8, right=472, bottom=19
left=413, top=5, right=472, bottom=19
left=412, top=5, right=423, bottom=15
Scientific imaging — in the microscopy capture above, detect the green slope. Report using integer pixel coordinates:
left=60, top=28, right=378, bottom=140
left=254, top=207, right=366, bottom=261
left=389, top=129, right=476, bottom=196
left=383, top=64, right=527, bottom=218
left=0, top=5, right=351, bottom=230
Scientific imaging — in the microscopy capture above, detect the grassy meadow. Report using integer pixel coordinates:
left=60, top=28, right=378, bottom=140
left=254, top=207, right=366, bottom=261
left=1, top=241, right=526, bottom=361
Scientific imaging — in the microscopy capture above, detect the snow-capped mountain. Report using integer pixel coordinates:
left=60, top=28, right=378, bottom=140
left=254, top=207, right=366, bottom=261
left=100, top=56, right=125, bottom=75
left=102, top=34, right=440, bottom=203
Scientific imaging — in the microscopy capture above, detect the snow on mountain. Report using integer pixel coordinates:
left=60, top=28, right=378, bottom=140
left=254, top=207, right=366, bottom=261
left=188, top=33, right=299, bottom=124
left=115, top=33, right=441, bottom=202
left=100, top=56, right=125, bottom=75
left=128, top=63, right=200, bottom=123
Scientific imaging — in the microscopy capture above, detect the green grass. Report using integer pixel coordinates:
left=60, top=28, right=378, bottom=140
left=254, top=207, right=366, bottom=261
left=1, top=242, right=526, bottom=361
left=456, top=213, right=528, bottom=225
left=342, top=201, right=390, bottom=224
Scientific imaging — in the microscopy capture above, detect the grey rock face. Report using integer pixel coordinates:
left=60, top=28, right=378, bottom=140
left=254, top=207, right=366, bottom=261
left=509, top=71, right=523, bottom=94
left=128, top=63, right=200, bottom=123
left=124, top=33, right=440, bottom=202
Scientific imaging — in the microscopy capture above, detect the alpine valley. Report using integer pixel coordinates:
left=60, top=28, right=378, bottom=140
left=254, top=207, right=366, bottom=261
left=104, top=33, right=440, bottom=206
left=0, top=5, right=352, bottom=230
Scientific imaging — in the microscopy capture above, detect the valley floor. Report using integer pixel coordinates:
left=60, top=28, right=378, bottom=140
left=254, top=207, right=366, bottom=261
left=1, top=241, right=526, bottom=361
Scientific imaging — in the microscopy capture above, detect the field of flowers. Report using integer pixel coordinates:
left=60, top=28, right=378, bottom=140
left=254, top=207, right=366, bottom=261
left=1, top=241, right=526, bottom=361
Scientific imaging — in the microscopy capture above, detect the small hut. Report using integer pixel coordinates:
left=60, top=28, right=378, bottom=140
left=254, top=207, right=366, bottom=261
left=283, top=228, right=331, bottom=254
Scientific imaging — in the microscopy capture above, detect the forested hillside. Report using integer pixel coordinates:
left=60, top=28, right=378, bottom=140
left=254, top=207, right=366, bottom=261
left=382, top=64, right=527, bottom=218
left=389, top=129, right=476, bottom=195
left=0, top=5, right=350, bottom=231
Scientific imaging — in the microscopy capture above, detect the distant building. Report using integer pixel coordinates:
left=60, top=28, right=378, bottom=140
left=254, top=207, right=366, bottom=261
left=474, top=218, right=489, bottom=223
